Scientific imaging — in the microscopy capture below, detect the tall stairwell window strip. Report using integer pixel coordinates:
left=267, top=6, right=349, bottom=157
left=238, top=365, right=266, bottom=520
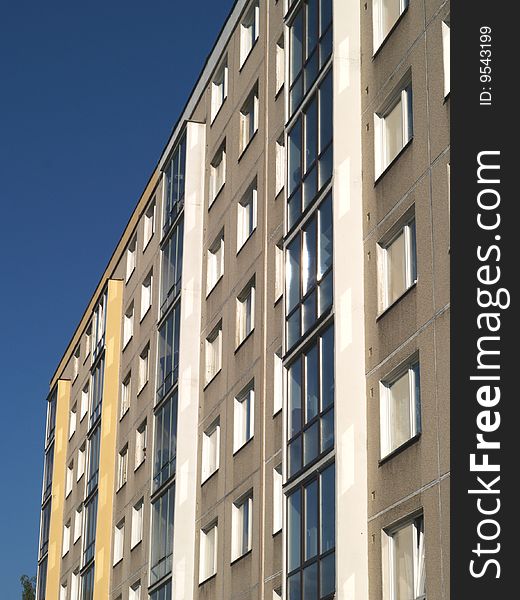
left=286, top=194, right=333, bottom=350
left=287, top=69, right=333, bottom=231
left=157, top=303, right=181, bottom=402
left=153, top=392, right=179, bottom=491
left=150, top=484, right=175, bottom=584
left=163, top=132, right=186, bottom=236
left=287, top=462, right=336, bottom=600
left=91, top=291, right=107, bottom=363
left=289, top=0, right=332, bottom=117
left=287, top=324, right=334, bottom=478
left=89, top=355, right=104, bottom=429
left=160, top=219, right=184, bottom=317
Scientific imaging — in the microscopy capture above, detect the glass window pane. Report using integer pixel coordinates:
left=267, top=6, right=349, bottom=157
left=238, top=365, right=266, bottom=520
left=289, top=436, right=302, bottom=478
left=303, top=164, right=318, bottom=210
left=393, top=523, right=414, bottom=600
left=318, top=143, right=333, bottom=189
left=304, top=480, right=318, bottom=560
left=307, top=0, right=319, bottom=55
left=385, top=97, right=404, bottom=164
left=320, top=551, right=335, bottom=598
left=303, top=421, right=319, bottom=466
left=305, top=344, right=319, bottom=422
left=289, top=359, right=302, bottom=436
left=287, top=308, right=301, bottom=350
left=318, top=195, right=333, bottom=277
left=318, top=270, right=333, bottom=316
left=288, top=573, right=301, bottom=600
left=320, top=0, right=333, bottom=35
left=320, top=463, right=335, bottom=552
left=302, top=217, right=317, bottom=295
left=302, top=290, right=317, bottom=335
left=387, top=230, right=407, bottom=303
left=382, top=0, right=402, bottom=42
left=304, top=98, right=318, bottom=172
left=288, top=119, right=302, bottom=196
left=389, top=371, right=412, bottom=450
left=287, top=237, right=301, bottom=313
left=290, top=11, right=303, bottom=85
left=288, top=489, right=302, bottom=571
left=303, top=562, right=318, bottom=600
left=321, top=326, right=334, bottom=409
left=319, top=70, right=333, bottom=153
left=321, top=407, right=334, bottom=452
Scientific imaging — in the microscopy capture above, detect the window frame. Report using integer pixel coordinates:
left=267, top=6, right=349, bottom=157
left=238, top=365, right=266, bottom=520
left=232, top=492, right=253, bottom=561
left=207, top=230, right=225, bottom=294
left=199, top=521, right=218, bottom=583
left=239, top=0, right=260, bottom=67
left=209, top=142, right=226, bottom=206
left=236, top=278, right=256, bottom=347
left=205, top=322, right=223, bottom=385
left=372, top=0, right=409, bottom=53
left=239, top=85, right=259, bottom=155
left=234, top=383, right=255, bottom=453
left=211, top=57, right=229, bottom=123
left=201, top=418, right=220, bottom=483
left=237, top=179, right=258, bottom=251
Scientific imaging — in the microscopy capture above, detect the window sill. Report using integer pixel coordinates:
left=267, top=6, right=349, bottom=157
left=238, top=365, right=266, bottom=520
left=443, top=91, right=451, bottom=104
left=273, top=293, right=283, bottom=307
left=239, top=38, right=259, bottom=73
left=203, top=369, right=222, bottom=391
left=275, top=83, right=285, bottom=101
left=125, top=269, right=135, bottom=286
left=273, top=406, right=282, bottom=418
left=143, top=235, right=154, bottom=254
left=378, top=432, right=421, bottom=466
left=122, top=337, right=133, bottom=352
left=235, top=329, right=254, bottom=354
left=119, top=408, right=129, bottom=422
left=275, top=186, right=284, bottom=201
left=236, top=227, right=257, bottom=256
left=238, top=130, right=258, bottom=162
left=372, top=7, right=409, bottom=59
left=230, top=548, right=252, bottom=566
left=116, top=482, right=127, bottom=494
left=130, top=539, right=142, bottom=552
left=139, top=306, right=152, bottom=324
left=201, top=467, right=219, bottom=486
left=233, top=435, right=254, bottom=457
left=210, top=98, right=227, bottom=126
left=272, top=527, right=282, bottom=538
left=137, top=382, right=148, bottom=397
left=206, top=275, right=223, bottom=299
left=208, top=184, right=225, bottom=211
left=113, top=557, right=123, bottom=568
left=374, top=138, right=413, bottom=185
left=199, top=572, right=217, bottom=586
left=376, top=281, right=417, bottom=321
left=134, top=459, right=145, bottom=473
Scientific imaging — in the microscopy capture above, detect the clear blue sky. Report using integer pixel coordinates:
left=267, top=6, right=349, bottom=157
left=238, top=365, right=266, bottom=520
left=0, top=1, right=234, bottom=595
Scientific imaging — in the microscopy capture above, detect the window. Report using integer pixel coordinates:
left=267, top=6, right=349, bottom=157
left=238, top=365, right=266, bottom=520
left=46, top=389, right=57, bottom=444
left=153, top=393, right=178, bottom=490
left=273, top=351, right=283, bottom=414
left=117, top=446, right=128, bottom=490
left=373, top=0, right=409, bottom=52
left=209, top=142, right=226, bottom=205
left=80, top=383, right=89, bottom=421
left=160, top=220, right=184, bottom=317
left=163, top=133, right=186, bottom=235
left=273, top=465, right=283, bottom=534
left=66, top=461, right=74, bottom=497
left=131, top=499, right=144, bottom=549
left=380, top=360, right=421, bottom=458
left=62, top=521, right=71, bottom=556
left=202, top=419, right=220, bottom=482
left=239, top=86, right=259, bottom=154
left=276, top=36, right=285, bottom=94
left=157, top=304, right=181, bottom=401
left=232, top=492, right=253, bottom=560
left=207, top=230, right=225, bottom=293
left=205, top=322, right=222, bottom=384
left=287, top=325, right=334, bottom=478
left=200, top=522, right=218, bottom=582
left=85, top=323, right=92, bottom=362
left=287, top=463, right=335, bottom=599
left=150, top=580, right=171, bottom=600
left=275, top=136, right=285, bottom=196
left=74, top=505, right=83, bottom=543
left=144, top=199, right=156, bottom=248
left=73, top=345, right=80, bottom=380
left=237, top=180, right=257, bottom=250
left=126, top=236, right=137, bottom=282
left=69, top=404, right=77, bottom=439
left=211, top=57, right=228, bottom=122
left=83, top=494, right=98, bottom=565
left=382, top=515, right=425, bottom=600
left=43, top=445, right=54, bottom=501
left=135, top=420, right=147, bottom=469
left=150, top=484, right=175, bottom=584
left=239, top=1, right=259, bottom=66
left=273, top=589, right=282, bottom=600
left=442, top=18, right=450, bottom=97
left=90, top=356, right=104, bottom=428
left=37, top=558, right=48, bottom=600
left=378, top=217, right=417, bottom=310
left=40, top=501, right=51, bottom=557
left=81, top=563, right=95, bottom=600
left=138, top=344, right=150, bottom=392
left=289, top=0, right=333, bottom=115
left=286, top=194, right=333, bottom=349
left=60, top=583, right=67, bottom=600
left=374, top=80, right=413, bottom=178
left=140, top=271, right=153, bottom=320
left=129, top=582, right=141, bottom=600
left=123, top=303, right=134, bottom=348
left=287, top=70, right=333, bottom=229
left=113, top=520, right=125, bottom=565
left=86, top=425, right=101, bottom=496
left=71, top=570, right=79, bottom=600
left=234, top=383, right=254, bottom=452
left=92, top=291, right=107, bottom=361
left=120, top=373, right=131, bottom=418
left=77, top=443, right=86, bottom=481
left=275, top=241, right=284, bottom=301
left=236, top=279, right=255, bottom=346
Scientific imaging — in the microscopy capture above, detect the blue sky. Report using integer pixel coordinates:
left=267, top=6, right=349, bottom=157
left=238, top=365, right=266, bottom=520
left=0, top=1, right=234, bottom=595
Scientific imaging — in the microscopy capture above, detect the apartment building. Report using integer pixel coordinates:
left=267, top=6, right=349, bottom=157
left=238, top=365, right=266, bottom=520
left=36, top=1, right=450, bottom=600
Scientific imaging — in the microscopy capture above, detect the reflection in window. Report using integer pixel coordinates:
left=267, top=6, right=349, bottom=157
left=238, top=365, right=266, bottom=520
left=160, top=220, right=184, bottom=316
left=163, top=133, right=186, bottom=235
left=286, top=194, right=333, bottom=349
left=157, top=304, right=181, bottom=402
left=287, top=463, right=335, bottom=599
left=287, top=325, right=334, bottom=478
left=287, top=71, right=333, bottom=230
left=153, top=393, right=178, bottom=490
left=150, top=484, right=175, bottom=584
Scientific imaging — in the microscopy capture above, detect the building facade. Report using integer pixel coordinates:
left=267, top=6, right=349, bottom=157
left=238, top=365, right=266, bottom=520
left=36, top=1, right=450, bottom=599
